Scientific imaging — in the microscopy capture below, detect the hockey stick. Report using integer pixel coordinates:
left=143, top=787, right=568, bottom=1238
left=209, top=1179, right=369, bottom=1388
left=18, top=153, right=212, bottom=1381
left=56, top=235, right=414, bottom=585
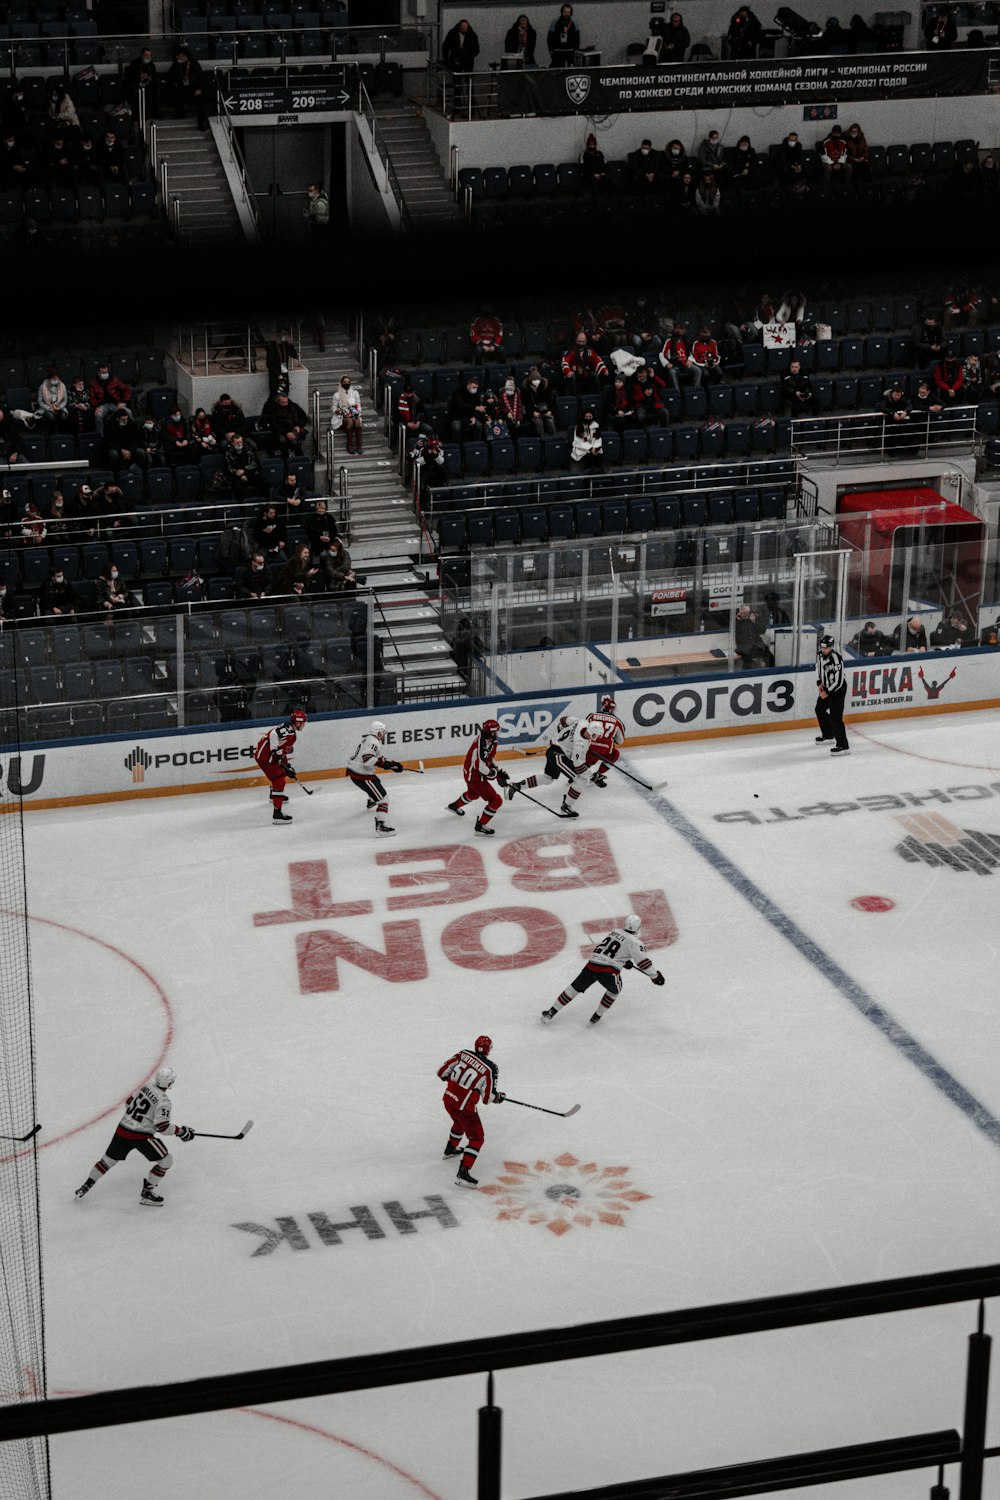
left=400, top=760, right=425, bottom=774
left=0, top=1124, right=41, bottom=1143
left=503, top=1096, right=580, bottom=1119
left=509, top=784, right=573, bottom=819
left=192, top=1120, right=254, bottom=1141
left=603, top=760, right=666, bottom=792
left=294, top=781, right=315, bottom=796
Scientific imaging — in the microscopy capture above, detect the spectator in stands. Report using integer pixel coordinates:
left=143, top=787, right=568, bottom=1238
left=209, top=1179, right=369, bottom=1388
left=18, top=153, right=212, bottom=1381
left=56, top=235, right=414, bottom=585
left=76, top=134, right=100, bottom=186
left=236, top=552, right=274, bottom=599
left=848, top=13, right=875, bottom=49
left=727, top=4, right=763, bottom=57
left=498, top=375, right=526, bottom=436
left=980, top=619, right=1000, bottom=647
left=321, top=535, right=357, bottom=594
left=45, top=490, right=70, bottom=536
left=0, top=133, right=34, bottom=191
left=305, top=182, right=331, bottom=237
left=1, top=83, right=29, bottom=143
left=658, top=322, right=699, bottom=388
left=547, top=3, right=580, bottom=65
left=65, top=377, right=91, bottom=435
left=913, top=313, right=946, bottom=368
left=103, top=407, right=144, bottom=473
left=628, top=139, right=661, bottom=193
left=984, top=349, right=1000, bottom=397
left=42, top=130, right=78, bottom=190
left=304, top=498, right=339, bottom=555
left=697, top=129, right=726, bottom=180
left=949, top=157, right=984, bottom=203
left=223, top=432, right=263, bottom=498
left=162, top=405, right=192, bottom=464
left=980, top=153, right=1000, bottom=193
left=845, top=122, right=870, bottom=180
left=892, top=615, right=928, bottom=652
left=521, top=366, right=557, bottom=436
left=734, top=604, right=774, bottom=668
left=96, top=561, right=136, bottom=612
left=604, top=375, right=637, bottom=434
left=962, top=352, right=984, bottom=402
left=40, top=564, right=78, bottom=617
left=909, top=377, right=944, bottom=442
left=933, top=352, right=965, bottom=402
left=882, top=381, right=915, bottom=448
left=626, top=295, right=659, bottom=360
left=632, top=364, right=668, bottom=423
left=191, top=406, right=216, bottom=452
left=579, top=133, right=611, bottom=196
left=276, top=472, right=309, bottom=522
left=253, top=502, right=287, bottom=558
left=694, top=171, right=721, bottom=215
left=442, top=16, right=480, bottom=71
left=943, top=284, right=980, bottom=328
left=923, top=4, right=957, bottom=47
left=728, top=134, right=758, bottom=191
left=89, top=361, right=132, bottom=432
left=561, top=331, right=608, bottom=396
left=211, top=393, right=245, bottom=440
left=164, top=47, right=208, bottom=130
left=778, top=131, right=808, bottom=197
left=0, top=409, right=21, bottom=465
left=504, top=14, right=538, bottom=62
left=276, top=542, right=321, bottom=596
left=470, top=306, right=504, bottom=362
left=660, top=12, right=691, bottom=62
left=782, top=357, right=819, bottom=416
left=37, top=368, right=68, bottom=429
left=449, top=375, right=488, bottom=442
left=124, top=46, right=160, bottom=121
left=97, top=128, right=129, bottom=185
left=396, top=374, right=425, bottom=429
left=263, top=388, right=309, bottom=459
left=264, top=327, right=299, bottom=400
left=820, top=124, right=852, bottom=186
left=674, top=168, right=701, bottom=210
left=21, top=500, right=46, bottom=545
left=0, top=581, right=13, bottom=620
left=330, top=374, right=364, bottom=454
left=931, top=609, right=975, bottom=648
left=135, top=413, right=164, bottom=469
left=758, top=591, right=790, bottom=627
left=570, top=409, right=603, bottom=466
left=73, top=482, right=97, bottom=538
left=849, top=621, right=889, bottom=656
left=691, top=327, right=722, bottom=384
left=46, top=85, right=79, bottom=136
left=660, top=138, right=690, bottom=188
left=93, top=481, right=127, bottom=531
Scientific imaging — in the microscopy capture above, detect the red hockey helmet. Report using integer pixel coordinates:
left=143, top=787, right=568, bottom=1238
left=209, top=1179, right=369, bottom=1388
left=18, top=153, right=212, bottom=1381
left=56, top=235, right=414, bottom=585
left=482, top=719, right=500, bottom=737
left=474, top=1034, right=492, bottom=1055
left=290, top=709, right=308, bottom=727
left=600, top=694, right=617, bottom=712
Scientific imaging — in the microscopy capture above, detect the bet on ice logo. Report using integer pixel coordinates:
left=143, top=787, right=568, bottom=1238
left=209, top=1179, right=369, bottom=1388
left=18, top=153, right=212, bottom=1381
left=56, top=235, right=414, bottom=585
left=480, top=1154, right=651, bottom=1235
left=252, top=831, right=678, bottom=994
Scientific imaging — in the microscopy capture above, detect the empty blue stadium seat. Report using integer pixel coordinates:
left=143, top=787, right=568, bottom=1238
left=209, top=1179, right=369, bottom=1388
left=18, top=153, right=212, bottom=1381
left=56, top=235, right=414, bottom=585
left=466, top=512, right=493, bottom=548
left=733, top=490, right=759, bottom=523
left=516, top=437, right=541, bottom=471
left=602, top=499, right=627, bottom=534
left=575, top=504, right=601, bottom=538
left=725, top=421, right=751, bottom=456
left=709, top=384, right=733, bottom=418
left=742, top=344, right=764, bottom=376
left=628, top=497, right=654, bottom=531
left=815, top=340, right=839, bottom=371
left=438, top=514, right=466, bottom=551
left=683, top=387, right=707, bottom=420
left=682, top=496, right=707, bottom=527
left=840, top=337, right=865, bottom=369
left=494, top=510, right=521, bottom=545
left=489, top=440, right=516, bottom=473
left=520, top=507, right=547, bottom=542
left=462, top=442, right=488, bottom=475
left=548, top=505, right=574, bottom=540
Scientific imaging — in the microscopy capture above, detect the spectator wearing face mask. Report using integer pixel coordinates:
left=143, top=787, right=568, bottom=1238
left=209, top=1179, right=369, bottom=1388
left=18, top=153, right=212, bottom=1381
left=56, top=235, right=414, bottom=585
left=561, top=332, right=609, bottom=396
left=498, top=375, right=526, bottom=435
left=449, top=375, right=488, bottom=442
left=628, top=138, right=661, bottom=193
left=88, top=361, right=133, bottom=434
left=330, top=375, right=363, bottom=453
left=521, top=366, right=556, bottom=436
left=97, top=562, right=136, bottom=612
left=41, top=566, right=79, bottom=616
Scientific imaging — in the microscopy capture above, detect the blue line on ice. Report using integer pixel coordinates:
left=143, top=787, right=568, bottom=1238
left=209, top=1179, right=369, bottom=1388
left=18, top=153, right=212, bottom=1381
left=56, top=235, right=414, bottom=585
left=633, top=771, right=1000, bottom=1151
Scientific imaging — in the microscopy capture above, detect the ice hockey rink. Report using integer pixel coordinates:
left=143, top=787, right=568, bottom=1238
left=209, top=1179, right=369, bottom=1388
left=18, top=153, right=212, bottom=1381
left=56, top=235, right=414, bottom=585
left=17, top=705, right=1000, bottom=1499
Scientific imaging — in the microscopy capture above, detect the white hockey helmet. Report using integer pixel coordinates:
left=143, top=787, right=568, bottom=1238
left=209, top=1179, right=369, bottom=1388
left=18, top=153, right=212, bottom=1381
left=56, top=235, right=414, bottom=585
left=371, top=720, right=387, bottom=738
left=155, top=1066, right=176, bottom=1090
left=623, top=914, right=641, bottom=934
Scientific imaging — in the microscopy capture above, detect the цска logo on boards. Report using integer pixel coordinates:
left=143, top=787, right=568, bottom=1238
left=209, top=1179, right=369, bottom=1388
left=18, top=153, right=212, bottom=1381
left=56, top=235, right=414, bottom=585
left=565, top=74, right=590, bottom=105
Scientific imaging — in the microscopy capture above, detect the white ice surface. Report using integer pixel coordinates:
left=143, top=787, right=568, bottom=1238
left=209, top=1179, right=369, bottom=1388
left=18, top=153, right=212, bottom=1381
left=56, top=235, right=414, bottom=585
left=18, top=709, right=1000, bottom=1498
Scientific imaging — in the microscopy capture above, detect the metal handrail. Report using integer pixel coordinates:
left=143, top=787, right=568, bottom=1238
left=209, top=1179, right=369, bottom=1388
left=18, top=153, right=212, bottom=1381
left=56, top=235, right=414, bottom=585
left=357, top=79, right=413, bottom=233
left=213, top=87, right=261, bottom=243
left=788, top=403, right=980, bottom=464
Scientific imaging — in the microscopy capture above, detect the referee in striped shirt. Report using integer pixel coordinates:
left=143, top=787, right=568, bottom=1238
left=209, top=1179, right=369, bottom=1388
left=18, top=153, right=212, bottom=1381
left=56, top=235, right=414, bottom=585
left=815, top=634, right=850, bottom=754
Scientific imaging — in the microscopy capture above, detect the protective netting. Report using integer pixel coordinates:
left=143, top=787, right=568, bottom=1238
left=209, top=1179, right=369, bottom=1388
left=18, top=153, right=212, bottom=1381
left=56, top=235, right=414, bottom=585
left=0, top=632, right=50, bottom=1499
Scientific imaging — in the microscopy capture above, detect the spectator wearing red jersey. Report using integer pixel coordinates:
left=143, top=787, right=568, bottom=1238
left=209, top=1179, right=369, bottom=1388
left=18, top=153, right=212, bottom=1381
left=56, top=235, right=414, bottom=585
left=631, top=364, right=668, bottom=423
left=933, top=353, right=965, bottom=402
left=844, top=122, right=870, bottom=181
left=88, top=360, right=132, bottom=433
left=691, top=327, right=723, bottom=386
left=470, top=306, right=504, bottom=363
left=820, top=124, right=852, bottom=185
left=943, top=285, right=980, bottom=329
left=561, top=331, right=608, bottom=396
left=658, top=321, right=700, bottom=388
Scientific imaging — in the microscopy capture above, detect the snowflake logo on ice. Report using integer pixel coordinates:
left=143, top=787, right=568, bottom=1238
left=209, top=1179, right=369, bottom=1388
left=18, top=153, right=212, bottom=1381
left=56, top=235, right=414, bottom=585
left=479, top=1153, right=651, bottom=1235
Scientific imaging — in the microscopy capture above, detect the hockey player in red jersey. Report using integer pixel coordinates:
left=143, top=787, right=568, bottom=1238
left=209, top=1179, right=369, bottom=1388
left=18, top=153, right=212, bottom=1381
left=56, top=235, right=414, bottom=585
left=542, top=913, right=664, bottom=1025
left=254, top=709, right=307, bottom=822
left=438, top=1034, right=504, bottom=1186
left=74, top=1066, right=196, bottom=1207
left=581, top=694, right=625, bottom=791
left=446, top=719, right=510, bottom=836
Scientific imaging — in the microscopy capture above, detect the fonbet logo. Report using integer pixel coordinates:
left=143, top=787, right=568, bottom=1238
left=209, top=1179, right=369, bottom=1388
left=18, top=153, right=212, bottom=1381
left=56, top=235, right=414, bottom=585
left=565, top=73, right=590, bottom=105
left=497, top=702, right=571, bottom=744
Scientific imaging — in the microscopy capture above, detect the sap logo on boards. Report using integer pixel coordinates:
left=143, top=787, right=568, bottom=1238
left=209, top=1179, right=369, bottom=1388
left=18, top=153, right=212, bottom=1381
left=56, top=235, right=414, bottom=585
left=497, top=702, right=571, bottom=742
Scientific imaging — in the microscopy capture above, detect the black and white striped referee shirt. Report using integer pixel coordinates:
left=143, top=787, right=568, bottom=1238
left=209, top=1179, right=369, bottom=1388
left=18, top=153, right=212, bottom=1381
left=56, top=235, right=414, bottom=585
left=817, top=648, right=845, bottom=693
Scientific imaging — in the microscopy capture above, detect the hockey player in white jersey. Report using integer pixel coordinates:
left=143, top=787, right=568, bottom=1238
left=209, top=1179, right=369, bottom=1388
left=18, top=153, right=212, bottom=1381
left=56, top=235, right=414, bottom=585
left=506, top=712, right=589, bottom=818
left=541, top=913, right=665, bottom=1025
left=347, top=720, right=403, bottom=837
left=74, top=1066, right=196, bottom=1207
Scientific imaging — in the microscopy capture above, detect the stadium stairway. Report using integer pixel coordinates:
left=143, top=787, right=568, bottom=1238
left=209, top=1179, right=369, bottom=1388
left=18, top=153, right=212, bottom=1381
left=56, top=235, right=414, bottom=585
left=372, top=101, right=464, bottom=233
left=151, top=119, right=246, bottom=244
left=301, top=317, right=465, bottom=699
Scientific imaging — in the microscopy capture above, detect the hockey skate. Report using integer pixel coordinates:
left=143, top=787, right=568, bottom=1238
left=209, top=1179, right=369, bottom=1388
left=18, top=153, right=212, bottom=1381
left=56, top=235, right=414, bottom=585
left=589, top=1012, right=602, bottom=1024
left=560, top=800, right=579, bottom=818
left=272, top=799, right=293, bottom=823
left=375, top=820, right=396, bottom=837
left=830, top=745, right=850, bottom=755
left=815, top=735, right=832, bottom=744
left=443, top=1142, right=462, bottom=1159
left=455, top=1165, right=479, bottom=1187
left=473, top=820, right=495, bottom=836
left=446, top=800, right=466, bottom=816
left=540, top=1006, right=558, bottom=1024
left=505, top=781, right=521, bottom=800
left=590, top=774, right=607, bottom=788
left=366, top=798, right=379, bottom=810
left=74, top=1181, right=93, bottom=1199
left=139, top=1183, right=164, bottom=1207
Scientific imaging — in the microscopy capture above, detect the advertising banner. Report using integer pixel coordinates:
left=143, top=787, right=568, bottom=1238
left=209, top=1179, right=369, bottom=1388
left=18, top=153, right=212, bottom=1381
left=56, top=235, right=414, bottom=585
left=4, top=648, right=998, bottom=812
left=496, top=50, right=993, bottom=116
